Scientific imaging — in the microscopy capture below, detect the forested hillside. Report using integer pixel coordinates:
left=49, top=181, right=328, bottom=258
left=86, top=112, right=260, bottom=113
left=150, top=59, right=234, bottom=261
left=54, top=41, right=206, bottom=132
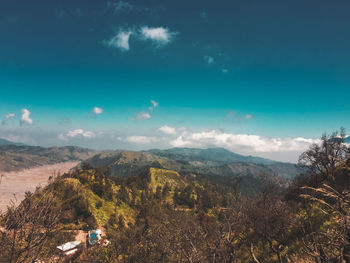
left=0, top=130, right=349, bottom=262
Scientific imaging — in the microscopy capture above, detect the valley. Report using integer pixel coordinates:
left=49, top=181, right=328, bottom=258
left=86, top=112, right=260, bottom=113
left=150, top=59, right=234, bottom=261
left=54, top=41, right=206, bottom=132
left=0, top=161, right=79, bottom=212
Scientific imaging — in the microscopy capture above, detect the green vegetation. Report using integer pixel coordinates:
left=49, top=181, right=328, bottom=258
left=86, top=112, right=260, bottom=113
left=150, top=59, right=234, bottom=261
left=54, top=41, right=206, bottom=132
left=0, top=129, right=349, bottom=262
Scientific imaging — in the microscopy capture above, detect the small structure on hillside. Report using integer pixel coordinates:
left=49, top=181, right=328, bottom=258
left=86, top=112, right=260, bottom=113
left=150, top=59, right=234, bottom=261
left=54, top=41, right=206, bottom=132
left=87, top=229, right=102, bottom=246
left=57, top=241, right=81, bottom=256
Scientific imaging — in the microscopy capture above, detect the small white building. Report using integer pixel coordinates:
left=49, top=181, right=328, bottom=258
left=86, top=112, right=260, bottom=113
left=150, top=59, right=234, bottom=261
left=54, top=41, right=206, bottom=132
left=57, top=241, right=81, bottom=256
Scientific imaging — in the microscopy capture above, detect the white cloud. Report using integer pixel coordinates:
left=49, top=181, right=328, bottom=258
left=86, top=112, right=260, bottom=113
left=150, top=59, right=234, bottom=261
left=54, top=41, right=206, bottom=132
left=139, top=26, right=177, bottom=46
left=132, top=100, right=159, bottom=121
left=92, top=106, right=103, bottom=116
left=105, top=26, right=177, bottom=51
left=159, top=125, right=176, bottom=135
left=2, top=113, right=15, bottom=125
left=204, top=55, right=214, bottom=64
left=120, top=135, right=158, bottom=144
left=170, top=130, right=320, bottom=153
left=20, top=109, right=33, bottom=126
left=106, top=30, right=133, bottom=51
left=64, top=129, right=96, bottom=139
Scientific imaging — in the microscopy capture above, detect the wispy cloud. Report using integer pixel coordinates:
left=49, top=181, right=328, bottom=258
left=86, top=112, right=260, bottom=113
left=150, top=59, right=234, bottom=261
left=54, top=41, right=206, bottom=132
left=131, top=100, right=159, bottom=121
left=107, top=1, right=133, bottom=14
left=134, top=111, right=151, bottom=121
left=139, top=26, right=177, bottom=46
left=150, top=100, right=158, bottom=108
left=20, top=109, right=33, bottom=126
left=55, top=8, right=82, bottom=19
left=149, top=99, right=158, bottom=111
left=106, top=30, right=133, bottom=51
left=2, top=113, right=15, bottom=125
left=226, top=111, right=254, bottom=122
left=204, top=55, right=214, bottom=64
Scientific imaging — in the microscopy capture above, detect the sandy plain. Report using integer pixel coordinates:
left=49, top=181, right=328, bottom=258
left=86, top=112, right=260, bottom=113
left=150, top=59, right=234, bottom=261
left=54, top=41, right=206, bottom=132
left=0, top=161, right=79, bottom=212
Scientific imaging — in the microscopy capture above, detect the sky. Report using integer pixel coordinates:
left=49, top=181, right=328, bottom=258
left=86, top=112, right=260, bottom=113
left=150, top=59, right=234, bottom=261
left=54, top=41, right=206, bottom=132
left=0, top=0, right=350, bottom=162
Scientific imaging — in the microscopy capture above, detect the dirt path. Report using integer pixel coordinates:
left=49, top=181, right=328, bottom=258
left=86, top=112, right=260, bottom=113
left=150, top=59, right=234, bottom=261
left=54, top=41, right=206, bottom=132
left=0, top=161, right=80, bottom=212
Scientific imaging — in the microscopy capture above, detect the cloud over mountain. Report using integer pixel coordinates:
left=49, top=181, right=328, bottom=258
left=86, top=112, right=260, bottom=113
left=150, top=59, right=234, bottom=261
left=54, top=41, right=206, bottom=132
left=170, top=130, right=320, bottom=153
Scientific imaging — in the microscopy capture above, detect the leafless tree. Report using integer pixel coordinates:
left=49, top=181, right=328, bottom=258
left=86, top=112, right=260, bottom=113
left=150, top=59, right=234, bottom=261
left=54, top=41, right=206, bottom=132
left=298, top=128, right=348, bottom=185
left=0, top=190, right=61, bottom=263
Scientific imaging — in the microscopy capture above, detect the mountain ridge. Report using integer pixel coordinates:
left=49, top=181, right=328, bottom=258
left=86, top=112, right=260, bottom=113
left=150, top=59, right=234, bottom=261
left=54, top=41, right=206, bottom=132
left=83, top=147, right=301, bottom=180
left=0, top=145, right=98, bottom=172
left=0, top=138, right=26, bottom=147
left=147, top=147, right=278, bottom=165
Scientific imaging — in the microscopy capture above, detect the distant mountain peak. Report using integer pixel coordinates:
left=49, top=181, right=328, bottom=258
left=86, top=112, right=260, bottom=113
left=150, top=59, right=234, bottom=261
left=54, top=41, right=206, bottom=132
left=0, top=138, right=26, bottom=146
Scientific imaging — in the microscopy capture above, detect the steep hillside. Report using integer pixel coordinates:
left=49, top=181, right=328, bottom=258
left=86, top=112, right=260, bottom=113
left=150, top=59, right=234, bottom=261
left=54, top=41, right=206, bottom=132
left=0, top=145, right=98, bottom=172
left=26, top=165, right=233, bottom=230
left=148, top=167, right=187, bottom=191
left=83, top=151, right=168, bottom=177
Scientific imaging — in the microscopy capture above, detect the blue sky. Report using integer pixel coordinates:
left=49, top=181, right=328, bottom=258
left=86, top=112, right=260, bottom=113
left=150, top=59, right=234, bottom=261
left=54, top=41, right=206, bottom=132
left=0, top=0, right=349, bottom=162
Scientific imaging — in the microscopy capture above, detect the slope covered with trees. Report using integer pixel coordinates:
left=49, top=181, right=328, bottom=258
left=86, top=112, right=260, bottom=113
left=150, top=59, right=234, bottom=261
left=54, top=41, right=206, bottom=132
left=0, top=129, right=349, bottom=262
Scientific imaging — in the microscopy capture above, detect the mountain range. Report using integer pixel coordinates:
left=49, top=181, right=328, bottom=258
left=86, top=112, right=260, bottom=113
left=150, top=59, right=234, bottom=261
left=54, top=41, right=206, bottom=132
left=0, top=138, right=301, bottom=179
left=83, top=147, right=301, bottom=180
